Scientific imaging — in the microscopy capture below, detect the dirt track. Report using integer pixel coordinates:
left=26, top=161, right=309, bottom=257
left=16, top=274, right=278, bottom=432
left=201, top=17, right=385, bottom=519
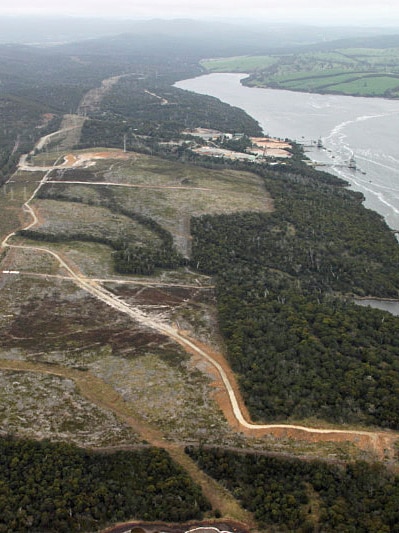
left=2, top=132, right=399, bottom=529
left=2, top=146, right=398, bottom=463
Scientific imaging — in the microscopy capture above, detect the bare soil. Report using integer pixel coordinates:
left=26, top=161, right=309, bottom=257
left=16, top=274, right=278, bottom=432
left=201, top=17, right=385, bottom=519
left=1, top=125, right=399, bottom=533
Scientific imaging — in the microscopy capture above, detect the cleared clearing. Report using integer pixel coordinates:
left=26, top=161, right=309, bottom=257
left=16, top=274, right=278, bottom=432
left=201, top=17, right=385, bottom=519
left=0, top=370, right=139, bottom=447
left=37, top=150, right=273, bottom=256
left=30, top=198, right=160, bottom=246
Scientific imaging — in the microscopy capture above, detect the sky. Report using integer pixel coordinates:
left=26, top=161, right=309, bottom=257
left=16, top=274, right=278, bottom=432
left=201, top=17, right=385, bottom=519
left=1, top=0, right=399, bottom=26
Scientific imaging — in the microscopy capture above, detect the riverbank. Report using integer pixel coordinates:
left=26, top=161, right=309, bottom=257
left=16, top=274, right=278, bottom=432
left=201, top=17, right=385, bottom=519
left=175, top=73, right=399, bottom=233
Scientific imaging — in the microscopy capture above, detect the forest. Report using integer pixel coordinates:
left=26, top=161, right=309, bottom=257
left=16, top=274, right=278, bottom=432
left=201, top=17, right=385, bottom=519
left=186, top=446, right=399, bottom=532
left=0, top=437, right=210, bottom=532
left=190, top=160, right=399, bottom=427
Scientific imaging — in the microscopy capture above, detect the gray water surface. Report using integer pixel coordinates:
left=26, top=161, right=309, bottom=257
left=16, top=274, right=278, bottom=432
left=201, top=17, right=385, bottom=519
left=175, top=73, right=399, bottom=313
left=176, top=73, right=399, bottom=232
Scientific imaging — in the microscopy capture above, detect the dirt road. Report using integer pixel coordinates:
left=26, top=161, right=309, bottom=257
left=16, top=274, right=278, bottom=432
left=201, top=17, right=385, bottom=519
left=78, top=75, right=127, bottom=115
left=4, top=219, right=397, bottom=460
left=2, top=130, right=398, bottom=462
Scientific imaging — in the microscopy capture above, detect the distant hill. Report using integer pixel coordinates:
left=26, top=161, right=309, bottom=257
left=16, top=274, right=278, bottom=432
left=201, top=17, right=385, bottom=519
left=1, top=15, right=399, bottom=50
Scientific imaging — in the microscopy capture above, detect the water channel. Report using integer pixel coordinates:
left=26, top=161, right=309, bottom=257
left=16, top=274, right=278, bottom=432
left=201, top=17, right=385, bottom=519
left=175, top=73, right=399, bottom=232
left=175, top=73, right=399, bottom=314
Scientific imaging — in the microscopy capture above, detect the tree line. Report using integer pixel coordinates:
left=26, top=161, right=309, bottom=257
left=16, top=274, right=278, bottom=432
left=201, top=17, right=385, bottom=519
left=189, top=158, right=399, bottom=428
left=186, top=446, right=399, bottom=532
left=0, top=437, right=210, bottom=532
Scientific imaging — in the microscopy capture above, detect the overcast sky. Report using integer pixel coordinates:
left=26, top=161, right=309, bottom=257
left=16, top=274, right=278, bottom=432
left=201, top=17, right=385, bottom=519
left=1, top=0, right=399, bottom=26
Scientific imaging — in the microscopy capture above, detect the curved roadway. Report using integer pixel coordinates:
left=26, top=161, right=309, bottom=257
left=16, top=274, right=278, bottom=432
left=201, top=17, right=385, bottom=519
left=1, top=139, right=398, bottom=460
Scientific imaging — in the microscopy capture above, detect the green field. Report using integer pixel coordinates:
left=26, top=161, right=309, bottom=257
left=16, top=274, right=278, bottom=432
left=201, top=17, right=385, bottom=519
left=327, top=76, right=399, bottom=96
left=200, top=55, right=277, bottom=72
left=202, top=47, right=399, bottom=98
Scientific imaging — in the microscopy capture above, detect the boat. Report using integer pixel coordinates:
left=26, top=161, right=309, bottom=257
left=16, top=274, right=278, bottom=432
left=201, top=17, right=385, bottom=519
left=349, top=156, right=357, bottom=170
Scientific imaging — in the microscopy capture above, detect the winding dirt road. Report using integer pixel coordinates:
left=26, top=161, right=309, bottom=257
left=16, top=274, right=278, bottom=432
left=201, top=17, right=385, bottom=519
left=1, top=141, right=398, bottom=462
left=46, top=180, right=212, bottom=191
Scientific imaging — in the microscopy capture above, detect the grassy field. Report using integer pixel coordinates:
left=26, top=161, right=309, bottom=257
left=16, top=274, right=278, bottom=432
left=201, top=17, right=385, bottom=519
left=0, top=147, right=367, bottom=464
left=202, top=47, right=399, bottom=98
left=38, top=151, right=273, bottom=257
left=327, top=75, right=399, bottom=96
left=200, top=55, right=277, bottom=72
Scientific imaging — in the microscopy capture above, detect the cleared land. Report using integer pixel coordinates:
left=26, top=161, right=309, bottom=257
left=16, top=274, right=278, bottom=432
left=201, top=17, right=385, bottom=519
left=35, top=149, right=273, bottom=257
left=1, top=145, right=372, bottom=462
left=0, top=148, right=274, bottom=453
left=3, top=135, right=399, bottom=533
left=0, top=369, right=139, bottom=447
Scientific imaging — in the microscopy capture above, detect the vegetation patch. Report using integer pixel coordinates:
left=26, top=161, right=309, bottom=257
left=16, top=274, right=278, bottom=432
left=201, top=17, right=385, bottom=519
left=29, top=199, right=160, bottom=246
left=0, top=275, right=170, bottom=364
left=0, top=370, right=139, bottom=447
left=187, top=447, right=399, bottom=532
left=0, top=438, right=210, bottom=532
left=1, top=246, right=63, bottom=276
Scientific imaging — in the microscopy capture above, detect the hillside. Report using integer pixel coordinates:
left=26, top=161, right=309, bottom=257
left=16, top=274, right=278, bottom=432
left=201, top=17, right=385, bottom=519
left=1, top=24, right=399, bottom=532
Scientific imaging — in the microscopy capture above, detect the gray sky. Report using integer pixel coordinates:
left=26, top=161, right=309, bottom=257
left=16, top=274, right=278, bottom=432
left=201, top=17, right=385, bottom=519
left=1, top=0, right=399, bottom=26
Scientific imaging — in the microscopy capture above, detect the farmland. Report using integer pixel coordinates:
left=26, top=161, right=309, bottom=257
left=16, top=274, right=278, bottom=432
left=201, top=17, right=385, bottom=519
left=202, top=47, right=399, bottom=97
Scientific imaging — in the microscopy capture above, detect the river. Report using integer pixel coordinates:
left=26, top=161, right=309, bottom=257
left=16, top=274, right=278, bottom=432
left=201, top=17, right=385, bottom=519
left=175, top=72, right=399, bottom=314
left=175, top=73, right=399, bottom=233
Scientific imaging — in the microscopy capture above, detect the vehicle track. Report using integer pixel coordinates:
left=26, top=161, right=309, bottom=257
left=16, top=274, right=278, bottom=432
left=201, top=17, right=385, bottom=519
left=1, top=140, right=398, bottom=462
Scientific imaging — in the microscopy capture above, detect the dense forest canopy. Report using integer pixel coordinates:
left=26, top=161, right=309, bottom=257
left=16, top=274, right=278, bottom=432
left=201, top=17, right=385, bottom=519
left=0, top=437, right=210, bottom=532
left=190, top=160, right=399, bottom=427
left=187, top=446, right=399, bottom=532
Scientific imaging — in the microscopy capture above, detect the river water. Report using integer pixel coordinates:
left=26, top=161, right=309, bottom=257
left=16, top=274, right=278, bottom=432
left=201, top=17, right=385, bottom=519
left=175, top=73, right=399, bottom=233
left=175, top=73, right=399, bottom=314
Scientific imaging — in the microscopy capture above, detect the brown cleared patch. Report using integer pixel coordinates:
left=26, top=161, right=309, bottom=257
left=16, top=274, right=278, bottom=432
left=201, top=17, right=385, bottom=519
left=0, top=290, right=173, bottom=358
left=61, top=150, right=136, bottom=168
left=61, top=154, right=78, bottom=166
